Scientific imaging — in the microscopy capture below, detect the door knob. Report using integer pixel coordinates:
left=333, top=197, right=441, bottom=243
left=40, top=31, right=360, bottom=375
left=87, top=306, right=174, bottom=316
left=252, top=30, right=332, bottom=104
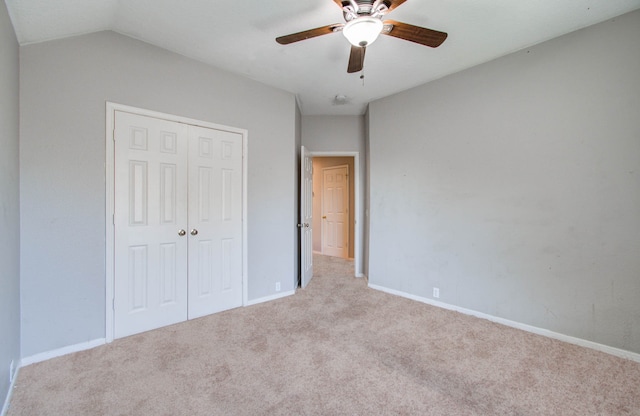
left=322, top=216, right=327, bottom=219
left=190, top=229, right=198, bottom=236
left=178, top=229, right=186, bottom=236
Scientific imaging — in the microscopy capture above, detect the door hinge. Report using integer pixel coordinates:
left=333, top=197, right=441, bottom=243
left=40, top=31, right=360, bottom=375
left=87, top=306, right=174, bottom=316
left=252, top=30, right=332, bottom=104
left=112, top=298, right=115, bottom=310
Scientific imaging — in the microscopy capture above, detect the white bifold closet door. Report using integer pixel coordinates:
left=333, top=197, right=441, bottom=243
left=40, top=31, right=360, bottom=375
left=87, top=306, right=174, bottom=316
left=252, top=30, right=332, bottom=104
left=114, top=111, right=242, bottom=339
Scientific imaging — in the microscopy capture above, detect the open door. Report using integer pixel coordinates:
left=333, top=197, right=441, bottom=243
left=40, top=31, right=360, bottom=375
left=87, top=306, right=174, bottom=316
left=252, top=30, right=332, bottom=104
left=300, top=146, right=314, bottom=288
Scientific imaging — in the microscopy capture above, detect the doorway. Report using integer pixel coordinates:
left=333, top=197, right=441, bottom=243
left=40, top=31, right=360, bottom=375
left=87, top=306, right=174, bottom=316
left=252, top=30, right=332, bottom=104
left=299, top=149, right=363, bottom=284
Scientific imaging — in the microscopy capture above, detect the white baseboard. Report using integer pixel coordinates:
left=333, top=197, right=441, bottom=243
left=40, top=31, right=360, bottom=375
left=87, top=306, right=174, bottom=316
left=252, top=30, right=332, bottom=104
left=1, top=364, right=20, bottom=416
left=19, top=291, right=296, bottom=367
left=246, top=290, right=296, bottom=306
left=368, top=283, right=640, bottom=364
left=20, top=338, right=106, bottom=367
left=19, top=288, right=295, bottom=368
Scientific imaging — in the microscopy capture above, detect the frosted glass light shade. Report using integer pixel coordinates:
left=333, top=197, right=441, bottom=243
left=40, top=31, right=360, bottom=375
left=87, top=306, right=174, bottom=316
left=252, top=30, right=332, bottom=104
left=342, top=17, right=383, bottom=47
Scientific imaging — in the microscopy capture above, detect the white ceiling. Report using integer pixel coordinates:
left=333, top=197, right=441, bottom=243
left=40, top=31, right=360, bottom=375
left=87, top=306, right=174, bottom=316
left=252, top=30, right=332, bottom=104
left=6, top=0, right=640, bottom=115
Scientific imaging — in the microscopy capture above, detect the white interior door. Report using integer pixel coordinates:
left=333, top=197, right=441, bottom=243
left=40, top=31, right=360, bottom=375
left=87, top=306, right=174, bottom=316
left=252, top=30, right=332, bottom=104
left=300, top=146, right=313, bottom=288
left=114, top=111, right=189, bottom=338
left=187, top=125, right=243, bottom=319
left=322, top=165, right=349, bottom=258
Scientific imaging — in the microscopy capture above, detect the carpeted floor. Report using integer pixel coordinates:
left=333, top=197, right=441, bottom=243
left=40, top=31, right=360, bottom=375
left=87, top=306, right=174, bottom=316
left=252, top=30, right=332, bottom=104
left=7, top=254, right=640, bottom=415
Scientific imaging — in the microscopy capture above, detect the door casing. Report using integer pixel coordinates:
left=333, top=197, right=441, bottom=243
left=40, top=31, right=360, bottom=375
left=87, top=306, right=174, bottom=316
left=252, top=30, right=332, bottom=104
left=105, top=102, right=248, bottom=343
left=301, top=150, right=363, bottom=278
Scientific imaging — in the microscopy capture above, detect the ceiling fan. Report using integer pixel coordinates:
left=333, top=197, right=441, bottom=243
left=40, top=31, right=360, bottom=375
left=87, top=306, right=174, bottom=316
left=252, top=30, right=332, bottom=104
left=276, top=0, right=448, bottom=73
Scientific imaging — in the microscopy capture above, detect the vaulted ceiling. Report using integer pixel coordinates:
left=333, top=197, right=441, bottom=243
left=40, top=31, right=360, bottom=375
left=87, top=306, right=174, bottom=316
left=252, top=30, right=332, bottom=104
left=6, top=0, right=640, bottom=115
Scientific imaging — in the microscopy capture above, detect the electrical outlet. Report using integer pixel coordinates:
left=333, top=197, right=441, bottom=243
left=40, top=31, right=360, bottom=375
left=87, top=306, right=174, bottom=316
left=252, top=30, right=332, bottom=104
left=275, top=282, right=281, bottom=292
left=433, top=288, right=440, bottom=299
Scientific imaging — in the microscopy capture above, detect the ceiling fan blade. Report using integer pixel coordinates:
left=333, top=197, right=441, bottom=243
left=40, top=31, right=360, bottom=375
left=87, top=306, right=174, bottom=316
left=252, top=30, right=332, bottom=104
left=382, top=20, right=447, bottom=47
left=276, top=24, right=343, bottom=45
left=383, top=0, right=408, bottom=13
left=347, top=45, right=365, bottom=73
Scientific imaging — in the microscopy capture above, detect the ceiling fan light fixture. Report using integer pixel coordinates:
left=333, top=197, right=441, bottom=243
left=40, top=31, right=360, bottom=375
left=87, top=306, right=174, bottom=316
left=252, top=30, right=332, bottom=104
left=342, top=16, right=384, bottom=47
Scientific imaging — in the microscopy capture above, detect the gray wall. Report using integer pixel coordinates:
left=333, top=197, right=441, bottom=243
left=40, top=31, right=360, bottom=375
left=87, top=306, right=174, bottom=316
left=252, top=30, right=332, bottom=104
left=0, top=0, right=20, bottom=405
left=20, top=31, right=297, bottom=357
left=302, top=116, right=365, bottom=153
left=368, top=10, right=640, bottom=354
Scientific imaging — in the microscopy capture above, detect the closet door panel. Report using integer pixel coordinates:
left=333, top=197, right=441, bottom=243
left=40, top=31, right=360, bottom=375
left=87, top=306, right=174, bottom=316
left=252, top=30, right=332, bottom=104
left=187, top=125, right=243, bottom=319
left=114, top=111, right=189, bottom=338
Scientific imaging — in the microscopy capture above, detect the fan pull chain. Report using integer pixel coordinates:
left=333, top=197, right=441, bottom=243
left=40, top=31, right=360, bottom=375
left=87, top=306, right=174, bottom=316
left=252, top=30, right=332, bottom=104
left=360, top=73, right=365, bottom=86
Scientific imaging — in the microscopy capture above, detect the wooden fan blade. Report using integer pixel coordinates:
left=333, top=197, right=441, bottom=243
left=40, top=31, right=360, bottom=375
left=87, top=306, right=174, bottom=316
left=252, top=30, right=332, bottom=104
left=332, top=0, right=347, bottom=8
left=382, top=20, right=447, bottom=47
left=383, top=0, right=408, bottom=13
left=276, top=24, right=343, bottom=45
left=347, top=45, right=365, bottom=73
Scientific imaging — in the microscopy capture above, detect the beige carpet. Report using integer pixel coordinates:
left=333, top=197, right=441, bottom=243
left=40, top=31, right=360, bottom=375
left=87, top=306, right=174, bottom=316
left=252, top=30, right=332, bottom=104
left=8, top=254, right=640, bottom=415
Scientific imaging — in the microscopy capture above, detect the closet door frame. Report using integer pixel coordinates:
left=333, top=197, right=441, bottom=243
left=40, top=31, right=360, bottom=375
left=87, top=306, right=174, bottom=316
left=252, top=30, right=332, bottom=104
left=105, top=102, right=248, bottom=343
